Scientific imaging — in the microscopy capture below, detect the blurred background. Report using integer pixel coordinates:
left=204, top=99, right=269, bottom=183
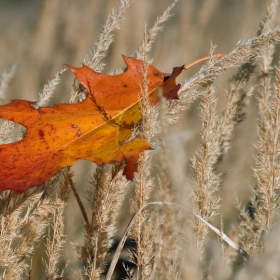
left=0, top=0, right=276, bottom=99
left=0, top=0, right=279, bottom=277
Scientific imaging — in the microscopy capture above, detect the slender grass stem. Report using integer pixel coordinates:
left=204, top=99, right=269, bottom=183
left=68, top=177, right=90, bottom=229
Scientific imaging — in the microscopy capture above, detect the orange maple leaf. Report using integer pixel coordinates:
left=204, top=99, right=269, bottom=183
left=0, top=56, right=184, bottom=192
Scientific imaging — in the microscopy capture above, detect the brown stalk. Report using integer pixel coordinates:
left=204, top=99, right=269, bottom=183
left=68, top=177, right=90, bottom=229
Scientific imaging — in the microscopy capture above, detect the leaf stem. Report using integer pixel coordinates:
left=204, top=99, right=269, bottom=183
left=184, top=53, right=226, bottom=71
left=68, top=177, right=90, bottom=229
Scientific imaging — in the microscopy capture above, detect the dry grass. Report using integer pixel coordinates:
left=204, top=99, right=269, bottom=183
left=0, top=0, right=280, bottom=279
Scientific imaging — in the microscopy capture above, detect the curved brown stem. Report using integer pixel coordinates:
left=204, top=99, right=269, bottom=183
left=68, top=177, right=90, bottom=229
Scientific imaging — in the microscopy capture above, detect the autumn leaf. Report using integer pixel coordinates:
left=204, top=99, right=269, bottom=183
left=0, top=56, right=184, bottom=192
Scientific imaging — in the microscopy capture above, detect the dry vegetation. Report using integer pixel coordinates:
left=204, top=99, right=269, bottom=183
left=1, top=0, right=280, bottom=279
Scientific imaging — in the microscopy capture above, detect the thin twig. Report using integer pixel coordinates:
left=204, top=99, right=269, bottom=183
left=68, top=177, right=90, bottom=229
left=105, top=201, right=250, bottom=280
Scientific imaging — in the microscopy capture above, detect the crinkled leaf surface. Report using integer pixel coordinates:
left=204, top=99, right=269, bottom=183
left=0, top=56, right=184, bottom=192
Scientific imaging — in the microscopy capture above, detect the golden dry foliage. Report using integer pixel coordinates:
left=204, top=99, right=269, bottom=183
left=1, top=0, right=280, bottom=279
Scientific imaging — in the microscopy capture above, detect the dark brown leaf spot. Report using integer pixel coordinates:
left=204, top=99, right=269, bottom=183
left=39, top=130, right=44, bottom=138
